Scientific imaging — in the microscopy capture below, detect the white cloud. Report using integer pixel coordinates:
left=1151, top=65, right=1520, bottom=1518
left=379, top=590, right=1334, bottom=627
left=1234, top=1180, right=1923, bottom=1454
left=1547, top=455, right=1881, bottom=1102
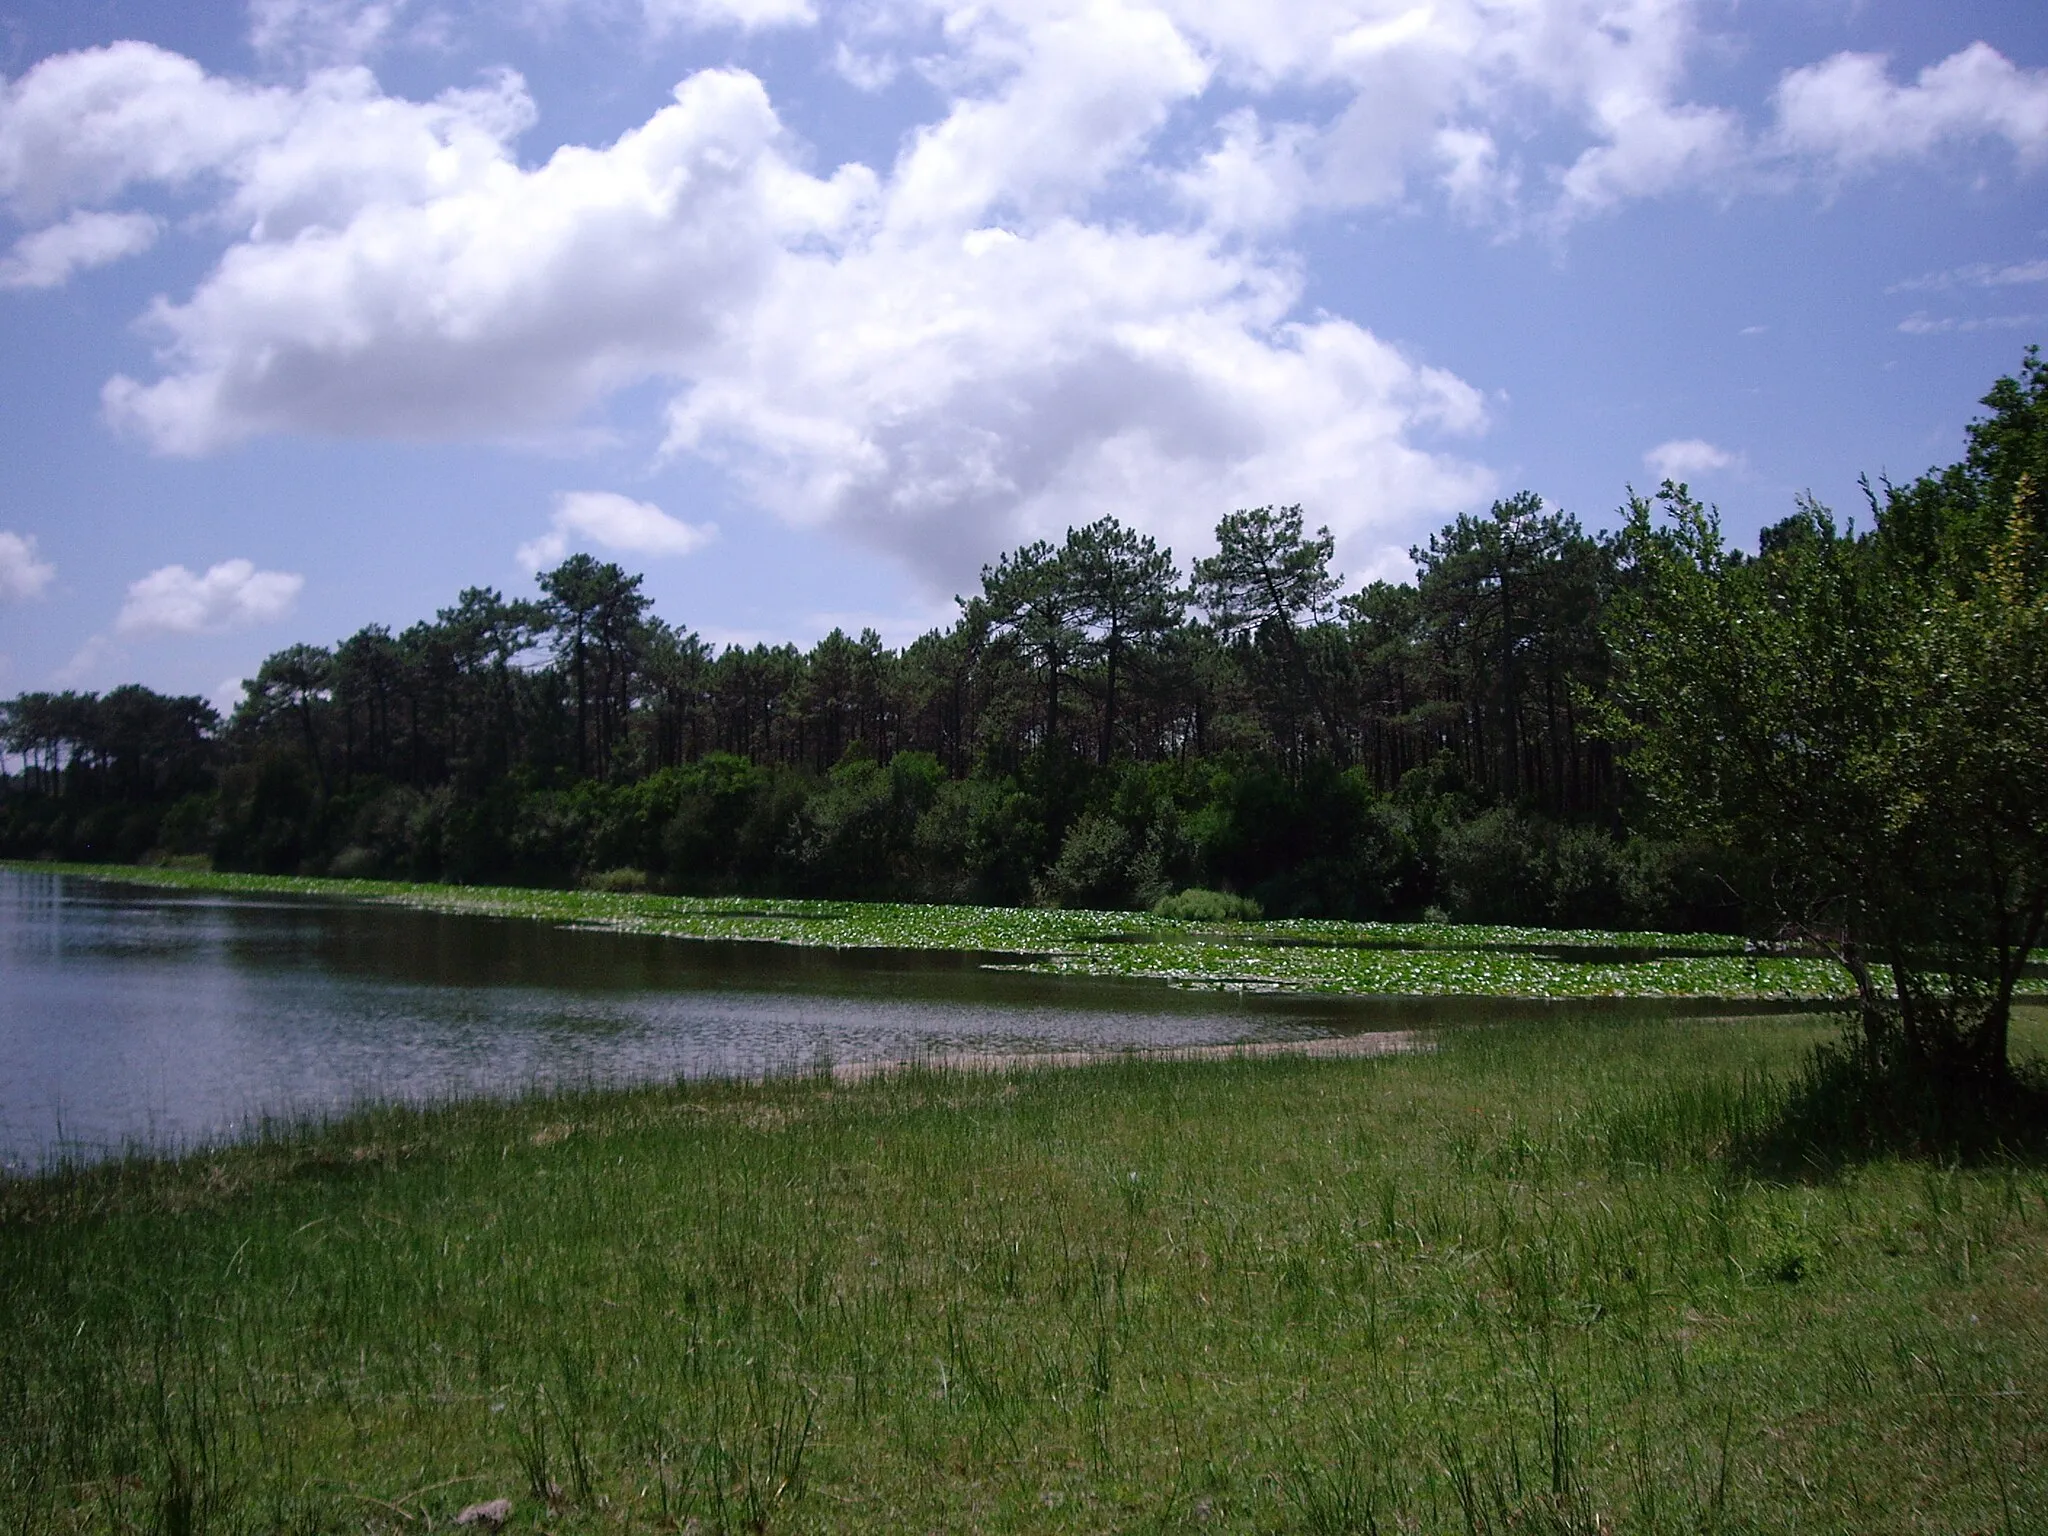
left=211, top=675, right=250, bottom=717
left=0, top=531, right=56, bottom=599
left=0, top=42, right=537, bottom=237
left=1555, top=98, right=1742, bottom=219
left=97, top=69, right=871, bottom=454
left=1174, top=109, right=1317, bottom=234
left=643, top=0, right=817, bottom=33
left=1986, top=259, right=2048, bottom=286
left=887, top=2, right=1209, bottom=232
left=1897, top=311, right=2043, bottom=336
left=1890, top=257, right=2048, bottom=294
left=115, top=559, right=304, bottom=635
left=1772, top=43, right=2048, bottom=174
left=1643, top=437, right=1737, bottom=481
left=517, top=490, right=717, bottom=569
left=249, top=0, right=406, bottom=69
left=1154, top=0, right=1748, bottom=229
left=54, top=633, right=121, bottom=686
left=0, top=209, right=159, bottom=289
left=669, top=218, right=1493, bottom=585
left=1, top=35, right=1488, bottom=584
left=8, top=10, right=2042, bottom=596
left=831, top=44, right=900, bottom=93
left=0, top=42, right=297, bottom=220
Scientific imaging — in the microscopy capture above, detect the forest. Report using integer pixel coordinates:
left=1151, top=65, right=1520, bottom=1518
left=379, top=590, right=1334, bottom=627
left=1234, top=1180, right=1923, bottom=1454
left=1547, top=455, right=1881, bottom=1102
left=0, top=494, right=1728, bottom=930
left=3, top=353, right=2043, bottom=946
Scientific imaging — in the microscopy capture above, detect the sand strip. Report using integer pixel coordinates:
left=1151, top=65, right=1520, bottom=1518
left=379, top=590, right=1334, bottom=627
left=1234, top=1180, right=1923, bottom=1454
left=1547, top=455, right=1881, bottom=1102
left=827, top=1030, right=1424, bottom=1083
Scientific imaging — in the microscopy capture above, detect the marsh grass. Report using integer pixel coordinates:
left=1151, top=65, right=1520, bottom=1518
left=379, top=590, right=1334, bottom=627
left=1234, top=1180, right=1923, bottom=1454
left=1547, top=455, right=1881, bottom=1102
left=4, top=1012, right=2047, bottom=1533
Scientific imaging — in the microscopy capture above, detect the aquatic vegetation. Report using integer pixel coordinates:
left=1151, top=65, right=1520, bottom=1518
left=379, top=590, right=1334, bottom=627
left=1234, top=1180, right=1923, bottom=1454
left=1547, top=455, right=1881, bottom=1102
left=10, top=860, right=1966, bottom=1004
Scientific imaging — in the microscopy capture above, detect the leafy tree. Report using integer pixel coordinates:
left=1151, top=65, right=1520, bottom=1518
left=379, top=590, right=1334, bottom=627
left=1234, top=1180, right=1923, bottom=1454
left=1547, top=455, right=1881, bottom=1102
left=1609, top=354, right=2048, bottom=1091
left=540, top=556, right=651, bottom=779
left=332, top=625, right=401, bottom=786
left=240, top=644, right=336, bottom=792
left=1193, top=505, right=1343, bottom=755
left=0, top=687, right=215, bottom=801
left=638, top=621, right=713, bottom=771
left=1065, top=516, right=1184, bottom=765
left=1411, top=493, right=1614, bottom=814
left=437, top=587, right=542, bottom=785
left=977, top=539, right=1086, bottom=754
left=799, top=627, right=893, bottom=771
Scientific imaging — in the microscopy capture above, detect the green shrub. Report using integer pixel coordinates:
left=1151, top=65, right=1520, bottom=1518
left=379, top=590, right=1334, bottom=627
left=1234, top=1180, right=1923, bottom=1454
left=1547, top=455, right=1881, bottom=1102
left=1034, top=812, right=1140, bottom=909
left=1152, top=886, right=1262, bottom=921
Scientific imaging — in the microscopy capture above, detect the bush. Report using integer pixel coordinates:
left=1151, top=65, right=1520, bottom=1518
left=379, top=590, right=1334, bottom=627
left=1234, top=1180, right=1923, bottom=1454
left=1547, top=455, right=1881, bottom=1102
left=1548, top=824, right=1628, bottom=928
left=1151, top=887, right=1262, bottom=921
left=786, top=752, right=945, bottom=897
left=327, top=845, right=382, bottom=879
left=656, top=755, right=775, bottom=889
left=1034, top=812, right=1140, bottom=909
left=911, top=777, right=1040, bottom=905
left=1437, top=806, right=1550, bottom=924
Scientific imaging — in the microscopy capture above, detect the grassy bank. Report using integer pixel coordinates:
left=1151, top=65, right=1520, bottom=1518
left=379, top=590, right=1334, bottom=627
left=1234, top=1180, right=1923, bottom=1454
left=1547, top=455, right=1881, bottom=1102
left=9, top=861, right=1896, bottom=1000
left=6, top=1012, right=2047, bottom=1533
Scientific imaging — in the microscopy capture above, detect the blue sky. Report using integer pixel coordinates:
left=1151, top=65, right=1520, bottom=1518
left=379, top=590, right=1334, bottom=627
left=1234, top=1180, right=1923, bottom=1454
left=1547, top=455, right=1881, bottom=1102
left=0, top=0, right=2043, bottom=709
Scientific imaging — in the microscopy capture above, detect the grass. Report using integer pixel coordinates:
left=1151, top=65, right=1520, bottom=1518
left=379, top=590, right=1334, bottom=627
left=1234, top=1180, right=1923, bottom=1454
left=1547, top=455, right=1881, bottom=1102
left=9, top=861, right=1934, bottom=1002
left=5, top=1010, right=2047, bottom=1534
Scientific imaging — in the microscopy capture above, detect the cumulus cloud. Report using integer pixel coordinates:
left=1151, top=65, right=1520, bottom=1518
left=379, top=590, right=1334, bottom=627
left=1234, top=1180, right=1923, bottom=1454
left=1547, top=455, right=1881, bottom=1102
left=115, top=559, right=304, bottom=635
left=95, top=68, right=870, bottom=453
left=0, top=209, right=159, bottom=289
left=0, top=31, right=1490, bottom=582
left=0, top=42, right=297, bottom=220
left=887, top=3, right=1208, bottom=231
left=0, top=531, right=55, bottom=600
left=670, top=220, right=1492, bottom=583
left=6, top=8, right=2043, bottom=591
left=1772, top=43, right=2048, bottom=173
left=1174, top=109, right=1317, bottom=233
left=1555, top=99, right=1742, bottom=219
left=1644, top=438, right=1737, bottom=481
left=517, top=490, right=717, bottom=570
left=1148, top=0, right=1748, bottom=230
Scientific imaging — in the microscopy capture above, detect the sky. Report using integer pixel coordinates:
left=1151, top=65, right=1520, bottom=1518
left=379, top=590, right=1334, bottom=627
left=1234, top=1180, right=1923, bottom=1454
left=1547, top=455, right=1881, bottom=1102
left=0, top=0, right=2043, bottom=711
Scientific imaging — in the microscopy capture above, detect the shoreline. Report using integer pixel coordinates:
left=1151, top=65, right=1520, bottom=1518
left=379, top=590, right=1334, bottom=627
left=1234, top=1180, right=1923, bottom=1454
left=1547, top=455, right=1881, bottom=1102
left=822, top=1029, right=1428, bottom=1082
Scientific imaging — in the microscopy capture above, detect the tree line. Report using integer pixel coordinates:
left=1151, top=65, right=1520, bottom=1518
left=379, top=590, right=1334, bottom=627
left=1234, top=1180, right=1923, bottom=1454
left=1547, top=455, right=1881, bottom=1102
left=1, top=491, right=1693, bottom=924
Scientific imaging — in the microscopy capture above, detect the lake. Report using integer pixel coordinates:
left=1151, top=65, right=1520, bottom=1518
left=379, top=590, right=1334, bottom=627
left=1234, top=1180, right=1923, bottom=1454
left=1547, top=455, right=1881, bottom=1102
left=1, top=867, right=1463, bottom=1170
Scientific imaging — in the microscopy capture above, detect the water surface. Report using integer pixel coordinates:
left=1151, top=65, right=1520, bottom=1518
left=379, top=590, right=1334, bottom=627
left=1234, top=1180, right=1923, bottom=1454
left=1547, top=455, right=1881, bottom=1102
left=4, top=869, right=1469, bottom=1168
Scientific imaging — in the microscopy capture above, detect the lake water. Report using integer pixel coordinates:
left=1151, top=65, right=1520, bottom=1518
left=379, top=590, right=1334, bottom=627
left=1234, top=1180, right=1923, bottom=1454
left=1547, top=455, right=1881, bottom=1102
left=0, top=868, right=1463, bottom=1170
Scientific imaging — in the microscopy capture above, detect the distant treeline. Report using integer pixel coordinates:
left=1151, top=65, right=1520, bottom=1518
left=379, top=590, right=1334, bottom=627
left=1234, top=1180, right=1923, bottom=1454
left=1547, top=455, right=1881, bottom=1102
left=0, top=500, right=1744, bottom=928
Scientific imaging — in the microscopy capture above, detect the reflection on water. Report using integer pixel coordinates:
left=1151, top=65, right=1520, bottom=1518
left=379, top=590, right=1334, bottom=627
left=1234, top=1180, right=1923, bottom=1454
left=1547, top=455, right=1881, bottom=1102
left=1, top=869, right=1795, bottom=1169
left=2, top=868, right=1435, bottom=1168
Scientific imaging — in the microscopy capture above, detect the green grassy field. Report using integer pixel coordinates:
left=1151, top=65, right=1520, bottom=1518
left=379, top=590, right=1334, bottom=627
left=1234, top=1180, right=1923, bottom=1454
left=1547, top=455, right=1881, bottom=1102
left=12, top=861, right=1910, bottom=1001
left=6, top=1010, right=2046, bottom=1534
